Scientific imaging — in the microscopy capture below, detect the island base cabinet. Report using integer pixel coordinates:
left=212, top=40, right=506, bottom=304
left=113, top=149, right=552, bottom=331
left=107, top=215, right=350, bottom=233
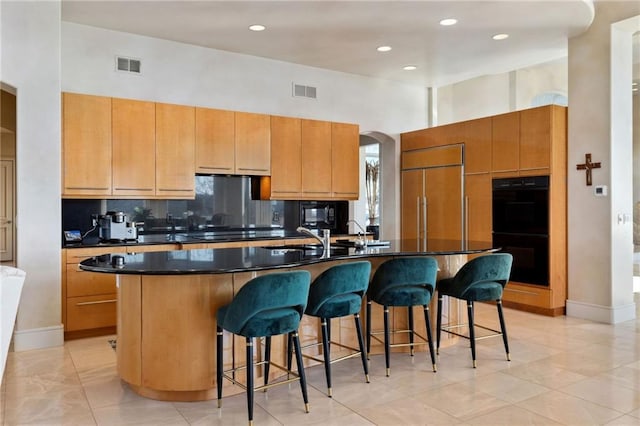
left=114, top=255, right=470, bottom=402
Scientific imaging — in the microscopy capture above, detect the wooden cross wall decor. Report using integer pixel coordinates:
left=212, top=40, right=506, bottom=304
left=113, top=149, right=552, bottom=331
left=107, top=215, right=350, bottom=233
left=576, top=153, right=601, bottom=186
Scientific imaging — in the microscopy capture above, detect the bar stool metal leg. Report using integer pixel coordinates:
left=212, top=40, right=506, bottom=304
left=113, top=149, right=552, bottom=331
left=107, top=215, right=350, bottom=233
left=383, top=305, right=391, bottom=376
left=264, top=336, right=271, bottom=390
left=320, top=318, right=333, bottom=397
left=497, top=300, right=510, bottom=361
left=366, top=300, right=372, bottom=359
left=354, top=313, right=370, bottom=383
left=467, top=301, right=477, bottom=368
left=436, top=295, right=443, bottom=355
left=216, top=326, right=223, bottom=408
left=291, top=331, right=310, bottom=413
left=246, top=337, right=255, bottom=425
left=408, top=306, right=415, bottom=356
left=423, top=304, right=436, bottom=372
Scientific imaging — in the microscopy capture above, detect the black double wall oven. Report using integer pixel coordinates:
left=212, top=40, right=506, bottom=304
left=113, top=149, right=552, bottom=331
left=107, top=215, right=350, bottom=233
left=492, top=176, right=549, bottom=286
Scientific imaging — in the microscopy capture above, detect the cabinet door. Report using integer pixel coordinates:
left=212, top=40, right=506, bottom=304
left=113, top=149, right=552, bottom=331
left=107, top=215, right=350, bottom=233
left=464, top=117, right=492, bottom=174
left=195, top=107, right=235, bottom=174
left=269, top=115, right=302, bottom=198
left=465, top=173, right=492, bottom=243
left=301, top=119, right=332, bottom=198
left=112, top=98, right=156, bottom=197
left=401, top=169, right=424, bottom=251
left=425, top=166, right=463, bottom=242
left=235, top=112, right=270, bottom=175
left=492, top=112, right=519, bottom=173
left=62, top=93, right=112, bottom=196
left=520, top=106, right=551, bottom=171
left=156, top=103, right=195, bottom=198
left=331, top=122, right=359, bottom=199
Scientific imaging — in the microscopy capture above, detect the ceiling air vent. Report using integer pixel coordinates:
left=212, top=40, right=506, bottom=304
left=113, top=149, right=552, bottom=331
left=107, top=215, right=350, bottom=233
left=116, top=56, right=142, bottom=74
left=292, top=83, right=317, bottom=99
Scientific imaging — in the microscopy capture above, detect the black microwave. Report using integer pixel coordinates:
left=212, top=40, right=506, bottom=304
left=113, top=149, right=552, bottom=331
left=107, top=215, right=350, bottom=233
left=299, top=201, right=348, bottom=233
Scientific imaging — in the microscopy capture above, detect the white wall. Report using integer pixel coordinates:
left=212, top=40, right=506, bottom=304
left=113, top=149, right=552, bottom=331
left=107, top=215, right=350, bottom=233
left=62, top=22, right=426, bottom=136
left=436, top=58, right=567, bottom=124
left=1, top=1, right=63, bottom=349
left=566, top=2, right=639, bottom=323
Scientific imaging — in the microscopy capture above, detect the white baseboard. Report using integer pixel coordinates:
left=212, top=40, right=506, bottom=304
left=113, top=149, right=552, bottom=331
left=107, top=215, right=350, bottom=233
left=12, top=324, right=64, bottom=352
left=566, top=299, right=637, bottom=324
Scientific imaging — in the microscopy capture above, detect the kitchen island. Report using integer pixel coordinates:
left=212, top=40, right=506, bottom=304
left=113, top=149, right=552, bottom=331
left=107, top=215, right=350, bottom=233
left=80, top=240, right=495, bottom=402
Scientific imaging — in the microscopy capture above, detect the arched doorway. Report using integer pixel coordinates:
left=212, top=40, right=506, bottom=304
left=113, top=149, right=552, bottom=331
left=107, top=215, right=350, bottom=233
left=357, top=131, right=397, bottom=240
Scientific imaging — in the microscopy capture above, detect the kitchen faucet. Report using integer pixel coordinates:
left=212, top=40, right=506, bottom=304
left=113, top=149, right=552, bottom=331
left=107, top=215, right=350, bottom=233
left=296, top=226, right=330, bottom=258
left=347, top=219, right=368, bottom=248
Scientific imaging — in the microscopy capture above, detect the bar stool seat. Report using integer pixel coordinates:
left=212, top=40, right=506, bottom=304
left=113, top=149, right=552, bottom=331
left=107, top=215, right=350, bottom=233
left=366, top=256, right=439, bottom=376
left=296, top=261, right=372, bottom=397
left=216, top=270, right=311, bottom=426
left=436, top=253, right=513, bottom=368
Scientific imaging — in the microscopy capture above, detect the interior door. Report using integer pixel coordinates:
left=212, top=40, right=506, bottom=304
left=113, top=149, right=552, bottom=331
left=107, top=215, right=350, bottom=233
left=0, top=159, right=15, bottom=262
left=401, top=169, right=424, bottom=251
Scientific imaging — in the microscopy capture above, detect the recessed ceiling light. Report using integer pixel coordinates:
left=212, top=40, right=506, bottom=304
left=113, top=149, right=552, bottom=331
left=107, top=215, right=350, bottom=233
left=439, top=18, right=457, bottom=26
left=403, top=65, right=417, bottom=71
left=492, top=33, right=509, bottom=40
left=377, top=46, right=392, bottom=52
left=248, top=24, right=266, bottom=32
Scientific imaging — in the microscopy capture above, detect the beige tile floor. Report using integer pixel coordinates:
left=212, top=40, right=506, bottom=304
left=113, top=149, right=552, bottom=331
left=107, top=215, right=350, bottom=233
left=2, top=300, right=640, bottom=425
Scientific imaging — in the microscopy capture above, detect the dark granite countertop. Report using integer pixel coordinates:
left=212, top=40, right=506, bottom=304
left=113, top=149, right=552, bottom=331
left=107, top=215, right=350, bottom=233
left=65, top=229, right=323, bottom=249
left=79, top=239, right=497, bottom=275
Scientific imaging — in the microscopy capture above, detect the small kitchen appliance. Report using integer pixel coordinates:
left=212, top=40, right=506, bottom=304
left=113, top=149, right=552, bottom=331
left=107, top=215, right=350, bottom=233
left=98, top=211, right=138, bottom=241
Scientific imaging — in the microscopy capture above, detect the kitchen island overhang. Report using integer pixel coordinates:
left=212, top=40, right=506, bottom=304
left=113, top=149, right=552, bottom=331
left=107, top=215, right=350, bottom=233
left=79, top=240, right=496, bottom=402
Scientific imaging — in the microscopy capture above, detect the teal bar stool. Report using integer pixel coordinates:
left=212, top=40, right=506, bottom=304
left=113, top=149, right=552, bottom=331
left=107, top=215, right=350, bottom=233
left=436, top=253, right=513, bottom=368
left=295, top=261, right=372, bottom=397
left=366, top=256, right=438, bottom=376
left=216, top=270, right=311, bottom=426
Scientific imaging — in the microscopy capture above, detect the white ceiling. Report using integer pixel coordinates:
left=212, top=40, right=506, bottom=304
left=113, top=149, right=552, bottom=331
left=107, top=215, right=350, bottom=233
left=61, top=0, right=596, bottom=87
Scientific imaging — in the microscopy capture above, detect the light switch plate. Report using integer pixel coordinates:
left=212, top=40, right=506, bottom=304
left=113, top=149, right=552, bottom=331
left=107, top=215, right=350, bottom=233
left=594, top=185, right=607, bottom=196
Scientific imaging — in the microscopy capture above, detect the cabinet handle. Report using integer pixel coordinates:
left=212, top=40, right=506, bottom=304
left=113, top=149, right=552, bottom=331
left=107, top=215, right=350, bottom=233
left=464, top=196, right=469, bottom=248
left=114, top=187, right=153, bottom=191
left=76, top=299, right=117, bottom=306
left=66, top=187, right=109, bottom=190
left=199, top=166, right=232, bottom=170
left=416, top=197, right=420, bottom=251
left=157, top=188, right=193, bottom=192
left=423, top=196, right=428, bottom=250
left=237, top=167, right=269, bottom=172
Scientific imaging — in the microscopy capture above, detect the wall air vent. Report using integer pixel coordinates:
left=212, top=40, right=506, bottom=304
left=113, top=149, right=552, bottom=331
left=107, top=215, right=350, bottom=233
left=292, top=83, right=317, bottom=99
left=116, top=56, right=142, bottom=74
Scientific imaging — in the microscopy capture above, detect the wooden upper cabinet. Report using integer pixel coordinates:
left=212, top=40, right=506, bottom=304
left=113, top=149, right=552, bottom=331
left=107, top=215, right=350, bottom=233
left=520, top=105, right=555, bottom=171
left=112, top=98, right=156, bottom=197
left=155, top=103, right=195, bottom=198
left=235, top=112, right=270, bottom=176
left=491, top=111, right=519, bottom=173
left=401, top=122, right=464, bottom=151
left=195, top=107, right=235, bottom=174
left=269, top=116, right=302, bottom=199
left=62, top=93, right=112, bottom=197
left=331, top=122, right=359, bottom=199
left=301, top=119, right=332, bottom=197
left=464, top=117, right=492, bottom=174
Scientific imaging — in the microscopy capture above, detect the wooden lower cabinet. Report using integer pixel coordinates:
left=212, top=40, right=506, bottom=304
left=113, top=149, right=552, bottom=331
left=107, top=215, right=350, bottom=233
left=62, top=244, right=178, bottom=339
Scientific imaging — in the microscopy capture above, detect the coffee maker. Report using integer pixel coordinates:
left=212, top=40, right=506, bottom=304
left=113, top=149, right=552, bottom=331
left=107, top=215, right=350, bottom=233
left=98, top=211, right=138, bottom=241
